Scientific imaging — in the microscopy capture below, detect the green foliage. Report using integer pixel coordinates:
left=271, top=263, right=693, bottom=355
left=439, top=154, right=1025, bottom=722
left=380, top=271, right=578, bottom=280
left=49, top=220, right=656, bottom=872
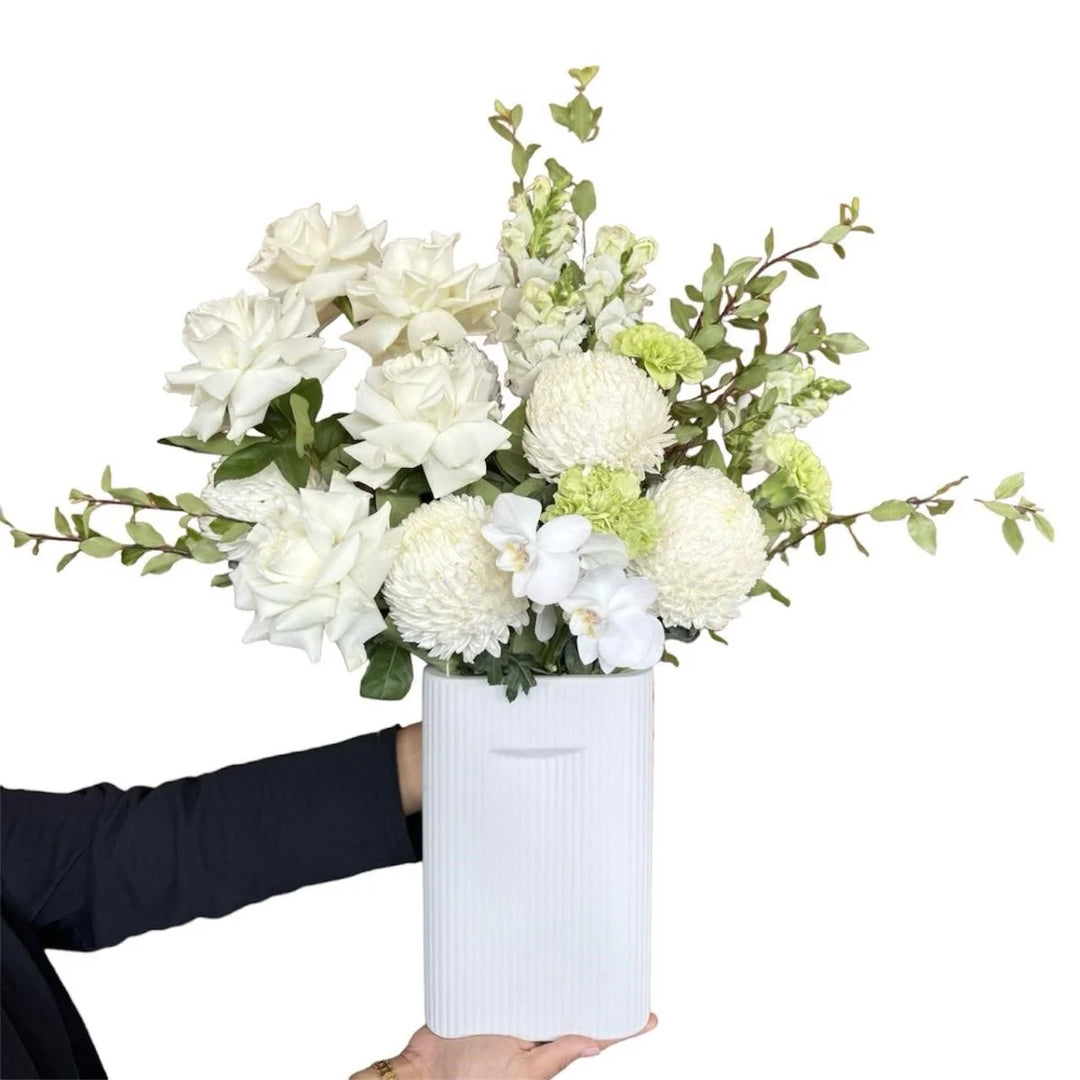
left=360, top=641, right=414, bottom=700
left=468, top=651, right=543, bottom=702
left=549, top=66, right=602, bottom=143
left=906, top=511, right=937, bottom=554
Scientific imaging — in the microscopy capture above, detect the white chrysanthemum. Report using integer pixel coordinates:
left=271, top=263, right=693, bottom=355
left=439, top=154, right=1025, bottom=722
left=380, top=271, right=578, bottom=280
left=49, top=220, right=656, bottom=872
left=341, top=342, right=509, bottom=498
left=523, top=351, right=676, bottom=480
left=231, top=473, right=398, bottom=671
left=343, top=233, right=504, bottom=361
left=165, top=291, right=344, bottom=442
left=248, top=204, right=386, bottom=302
left=384, top=495, right=529, bottom=661
left=632, top=466, right=767, bottom=631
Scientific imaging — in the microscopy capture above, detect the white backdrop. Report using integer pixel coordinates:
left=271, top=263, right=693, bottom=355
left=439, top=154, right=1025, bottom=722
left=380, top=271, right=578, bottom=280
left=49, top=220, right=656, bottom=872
left=1, top=2, right=1077, bottom=1078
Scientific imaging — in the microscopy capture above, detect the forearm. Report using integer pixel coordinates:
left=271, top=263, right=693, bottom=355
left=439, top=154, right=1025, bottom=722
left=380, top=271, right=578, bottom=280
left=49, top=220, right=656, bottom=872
left=396, top=723, right=422, bottom=817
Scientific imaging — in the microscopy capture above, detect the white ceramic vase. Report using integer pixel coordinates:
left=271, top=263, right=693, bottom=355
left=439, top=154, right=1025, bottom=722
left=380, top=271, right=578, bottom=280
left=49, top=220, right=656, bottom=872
left=422, top=665, right=654, bottom=1041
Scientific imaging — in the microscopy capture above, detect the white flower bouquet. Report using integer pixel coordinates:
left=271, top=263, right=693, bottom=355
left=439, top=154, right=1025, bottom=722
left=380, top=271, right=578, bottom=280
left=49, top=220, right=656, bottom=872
left=2, top=68, right=1053, bottom=701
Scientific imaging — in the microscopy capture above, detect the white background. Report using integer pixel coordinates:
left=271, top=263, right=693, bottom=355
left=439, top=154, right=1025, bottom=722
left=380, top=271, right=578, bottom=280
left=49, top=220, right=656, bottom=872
left=1, top=2, right=1077, bottom=1078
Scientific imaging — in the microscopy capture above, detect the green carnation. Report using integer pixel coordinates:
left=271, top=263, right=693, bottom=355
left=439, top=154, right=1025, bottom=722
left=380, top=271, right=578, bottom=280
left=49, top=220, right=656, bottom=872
left=612, top=322, right=707, bottom=389
left=759, top=433, right=832, bottom=528
left=546, top=466, right=660, bottom=558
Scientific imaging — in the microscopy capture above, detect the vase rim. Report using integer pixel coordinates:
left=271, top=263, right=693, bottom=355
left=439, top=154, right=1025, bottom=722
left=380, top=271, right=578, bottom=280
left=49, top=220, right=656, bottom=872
left=421, top=664, right=652, bottom=683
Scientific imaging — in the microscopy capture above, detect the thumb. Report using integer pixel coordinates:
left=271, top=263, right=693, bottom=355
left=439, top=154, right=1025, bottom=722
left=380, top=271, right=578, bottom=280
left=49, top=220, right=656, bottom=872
left=527, top=1035, right=602, bottom=1077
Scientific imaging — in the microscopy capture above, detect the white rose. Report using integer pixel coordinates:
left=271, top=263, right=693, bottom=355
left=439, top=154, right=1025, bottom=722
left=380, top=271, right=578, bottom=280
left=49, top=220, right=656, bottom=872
left=342, top=342, right=509, bottom=498
left=231, top=473, right=398, bottom=671
left=165, top=291, right=344, bottom=442
left=248, top=204, right=386, bottom=303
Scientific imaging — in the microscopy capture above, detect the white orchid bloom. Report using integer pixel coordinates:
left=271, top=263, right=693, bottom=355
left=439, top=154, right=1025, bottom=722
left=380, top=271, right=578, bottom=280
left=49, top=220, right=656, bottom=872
left=481, top=493, right=597, bottom=605
left=559, top=566, right=665, bottom=673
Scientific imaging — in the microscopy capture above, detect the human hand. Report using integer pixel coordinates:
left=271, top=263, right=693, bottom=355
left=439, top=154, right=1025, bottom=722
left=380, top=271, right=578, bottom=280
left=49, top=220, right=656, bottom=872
left=351, top=1014, right=657, bottom=1079
left=396, top=723, right=422, bottom=816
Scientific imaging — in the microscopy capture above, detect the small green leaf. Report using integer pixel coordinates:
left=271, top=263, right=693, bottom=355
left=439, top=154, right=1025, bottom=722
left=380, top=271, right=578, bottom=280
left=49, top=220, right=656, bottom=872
left=764, top=227, right=774, bottom=258
left=101, top=465, right=113, bottom=493
left=735, top=299, right=769, bottom=319
left=568, top=65, right=599, bottom=90
left=511, top=140, right=540, bottom=180
left=870, top=500, right=912, bottom=522
left=722, top=257, right=760, bottom=288
left=211, top=442, right=277, bottom=483
left=749, top=579, right=791, bottom=607
left=210, top=572, right=233, bottom=587
left=513, top=476, right=551, bottom=500
left=906, top=511, right=937, bottom=554
left=927, top=499, right=954, bottom=516
left=120, top=546, right=148, bottom=566
left=56, top=551, right=78, bottom=573
left=788, top=258, right=819, bottom=278
left=495, top=450, right=531, bottom=484
left=813, top=529, right=827, bottom=556
left=158, top=433, right=256, bottom=455
left=79, top=536, right=122, bottom=558
left=290, top=393, right=315, bottom=457
left=1001, top=517, right=1024, bottom=554
left=571, top=179, right=596, bottom=222
left=697, top=440, right=725, bottom=470
left=141, top=551, right=184, bottom=575
left=702, top=264, right=724, bottom=302
left=1032, top=514, right=1055, bottom=542
left=0, top=506, right=10, bottom=527
left=11, top=529, right=31, bottom=548
left=670, top=298, right=697, bottom=335
left=375, top=490, right=423, bottom=525
left=823, top=332, right=869, bottom=354
left=693, top=324, right=726, bottom=351
left=188, top=538, right=227, bottom=564
left=994, top=472, right=1025, bottom=499
left=54, top=508, right=73, bottom=536
left=821, top=224, right=851, bottom=244
left=176, top=493, right=212, bottom=515
left=125, top=521, right=165, bottom=547
left=360, top=642, right=415, bottom=701
left=110, top=486, right=152, bottom=506
left=982, top=500, right=1022, bottom=520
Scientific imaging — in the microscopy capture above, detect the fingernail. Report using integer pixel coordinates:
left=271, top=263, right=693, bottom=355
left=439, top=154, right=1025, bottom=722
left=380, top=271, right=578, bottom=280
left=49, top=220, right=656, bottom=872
left=580, top=1047, right=601, bottom=1057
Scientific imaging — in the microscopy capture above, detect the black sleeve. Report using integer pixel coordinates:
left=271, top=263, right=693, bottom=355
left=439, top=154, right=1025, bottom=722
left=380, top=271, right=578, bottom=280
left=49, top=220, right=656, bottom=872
left=0, top=726, right=419, bottom=951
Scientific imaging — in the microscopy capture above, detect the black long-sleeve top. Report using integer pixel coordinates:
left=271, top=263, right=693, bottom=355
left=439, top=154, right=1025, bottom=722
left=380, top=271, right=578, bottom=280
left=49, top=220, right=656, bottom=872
left=0, top=727, right=421, bottom=1079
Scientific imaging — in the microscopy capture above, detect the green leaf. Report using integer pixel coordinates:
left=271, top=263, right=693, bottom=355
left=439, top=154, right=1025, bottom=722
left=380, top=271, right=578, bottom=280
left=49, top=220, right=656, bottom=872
left=360, top=642, right=414, bottom=701
left=702, top=264, right=724, bottom=302
left=290, top=393, right=315, bottom=457
left=313, top=416, right=352, bottom=458
left=101, top=465, right=113, bottom=493
left=211, top=441, right=277, bottom=483
left=932, top=475, right=969, bottom=497
left=110, top=486, right=152, bottom=506
left=79, top=536, right=122, bottom=558
left=158, top=433, right=256, bottom=455
left=54, top=508, right=73, bottom=536
left=813, top=529, right=827, bottom=556
left=693, top=324, right=726, bottom=351
left=210, top=572, right=233, bottom=587
left=670, top=298, right=697, bottom=335
left=735, top=299, right=768, bottom=319
left=927, top=499, right=954, bottom=516
left=823, top=332, right=869, bottom=354
left=722, top=256, right=759, bottom=288
left=697, top=440, right=725, bottom=470
left=188, top=537, right=227, bottom=564
left=1002, top=517, right=1024, bottom=554
left=495, top=450, right=531, bottom=484
left=545, top=157, right=573, bottom=187
left=176, top=493, right=212, bottom=515
left=10, top=529, right=31, bottom=547
left=1033, top=514, right=1055, bottom=542
left=821, top=224, right=851, bottom=244
left=120, top=545, right=148, bottom=566
left=566, top=92, right=595, bottom=141
left=708, top=630, right=728, bottom=645
left=906, top=511, right=937, bottom=554
left=787, top=258, right=819, bottom=278
left=568, top=65, right=599, bottom=90
left=571, top=179, right=596, bottom=221
left=764, top=227, right=774, bottom=257
left=272, top=446, right=311, bottom=489
left=994, top=472, right=1025, bottom=499
left=125, top=521, right=165, bottom=547
left=513, top=476, right=551, bottom=500
left=375, top=490, right=422, bottom=525
left=748, top=578, right=791, bottom=607
left=56, top=551, right=77, bottom=573
left=0, top=506, right=10, bottom=527
left=982, top=500, right=1022, bottom=520
left=488, top=116, right=514, bottom=143
left=870, top=499, right=913, bottom=522
left=464, top=479, right=501, bottom=507
left=141, top=551, right=183, bottom=575
left=511, top=140, right=540, bottom=180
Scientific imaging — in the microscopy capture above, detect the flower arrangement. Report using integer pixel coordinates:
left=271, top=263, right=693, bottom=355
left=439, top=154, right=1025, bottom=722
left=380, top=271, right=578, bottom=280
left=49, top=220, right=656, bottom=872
left=1, top=68, right=1053, bottom=701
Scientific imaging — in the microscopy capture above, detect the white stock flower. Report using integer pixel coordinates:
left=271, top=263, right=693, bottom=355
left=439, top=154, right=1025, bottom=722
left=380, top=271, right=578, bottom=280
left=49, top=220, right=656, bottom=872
left=747, top=366, right=831, bottom=470
left=494, top=263, right=588, bottom=397
left=231, top=473, right=398, bottom=672
left=384, top=495, right=529, bottom=661
left=165, top=292, right=344, bottom=442
left=341, top=342, right=509, bottom=498
left=594, top=297, right=639, bottom=348
left=632, top=466, right=767, bottom=631
left=343, top=233, right=504, bottom=361
left=523, top=351, right=676, bottom=480
left=500, top=177, right=577, bottom=267
left=560, top=566, right=665, bottom=673
left=248, top=204, right=386, bottom=302
left=481, top=493, right=627, bottom=605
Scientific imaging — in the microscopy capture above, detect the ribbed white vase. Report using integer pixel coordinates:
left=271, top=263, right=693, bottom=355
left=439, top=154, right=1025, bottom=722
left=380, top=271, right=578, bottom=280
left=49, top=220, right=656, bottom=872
left=422, top=666, right=653, bottom=1041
